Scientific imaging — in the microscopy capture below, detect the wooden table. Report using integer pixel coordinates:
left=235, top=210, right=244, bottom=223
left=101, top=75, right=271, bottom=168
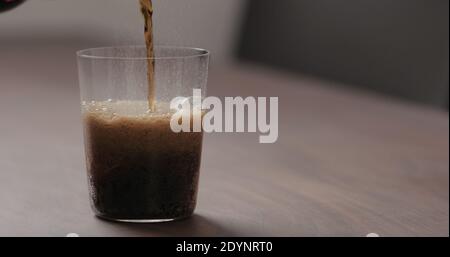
left=0, top=46, right=448, bottom=236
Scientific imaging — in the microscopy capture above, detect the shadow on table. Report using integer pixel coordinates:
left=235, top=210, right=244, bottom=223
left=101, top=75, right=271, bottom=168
left=96, top=214, right=236, bottom=237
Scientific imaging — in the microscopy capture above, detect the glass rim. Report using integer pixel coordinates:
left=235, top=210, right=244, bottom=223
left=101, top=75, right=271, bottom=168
left=76, top=45, right=210, bottom=60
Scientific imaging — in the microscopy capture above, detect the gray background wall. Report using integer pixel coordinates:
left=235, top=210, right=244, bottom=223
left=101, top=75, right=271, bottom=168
left=0, top=0, right=246, bottom=64
left=1, top=0, right=448, bottom=108
left=238, top=0, right=449, bottom=108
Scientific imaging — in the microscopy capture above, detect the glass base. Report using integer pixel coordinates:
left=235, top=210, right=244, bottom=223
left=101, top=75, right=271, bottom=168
left=96, top=214, right=191, bottom=223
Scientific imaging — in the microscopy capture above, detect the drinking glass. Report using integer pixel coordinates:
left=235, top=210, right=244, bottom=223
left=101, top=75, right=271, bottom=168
left=77, top=46, right=209, bottom=222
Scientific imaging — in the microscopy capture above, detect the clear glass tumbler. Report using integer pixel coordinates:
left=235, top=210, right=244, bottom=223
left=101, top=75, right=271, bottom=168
left=76, top=46, right=210, bottom=223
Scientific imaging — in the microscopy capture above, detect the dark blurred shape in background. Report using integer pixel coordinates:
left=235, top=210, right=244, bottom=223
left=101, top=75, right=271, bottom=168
left=0, top=0, right=25, bottom=13
left=238, top=0, right=449, bottom=109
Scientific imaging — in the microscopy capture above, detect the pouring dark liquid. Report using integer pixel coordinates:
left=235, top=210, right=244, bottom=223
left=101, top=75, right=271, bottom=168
left=139, top=0, right=156, bottom=111
left=0, top=0, right=25, bottom=12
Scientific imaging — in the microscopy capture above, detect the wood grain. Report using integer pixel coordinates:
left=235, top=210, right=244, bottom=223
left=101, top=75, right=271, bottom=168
left=0, top=46, right=448, bottom=236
